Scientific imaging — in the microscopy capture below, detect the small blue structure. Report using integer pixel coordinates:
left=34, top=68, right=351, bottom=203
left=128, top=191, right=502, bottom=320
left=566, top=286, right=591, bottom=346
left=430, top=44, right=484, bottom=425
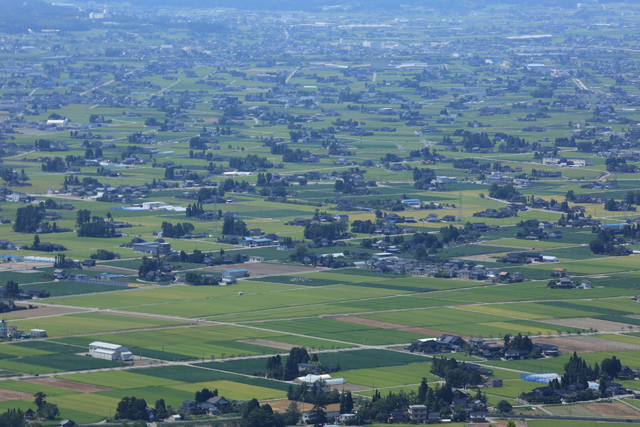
left=223, top=269, right=249, bottom=279
left=401, top=199, right=420, bottom=205
left=520, top=372, right=561, bottom=384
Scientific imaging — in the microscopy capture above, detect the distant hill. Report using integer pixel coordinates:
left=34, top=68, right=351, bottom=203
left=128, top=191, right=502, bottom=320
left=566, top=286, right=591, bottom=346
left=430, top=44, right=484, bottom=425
left=0, top=0, right=89, bottom=33
left=81, top=0, right=610, bottom=12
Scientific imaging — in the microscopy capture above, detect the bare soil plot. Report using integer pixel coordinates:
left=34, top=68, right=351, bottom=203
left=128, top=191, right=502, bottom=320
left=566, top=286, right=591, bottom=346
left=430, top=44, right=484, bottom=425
left=540, top=317, right=633, bottom=333
left=341, top=383, right=374, bottom=392
left=269, top=399, right=340, bottom=413
left=0, top=388, right=36, bottom=402
left=200, top=263, right=325, bottom=277
left=0, top=261, right=54, bottom=271
left=534, top=336, right=640, bottom=353
left=11, top=304, right=88, bottom=318
left=460, top=255, right=501, bottom=263
left=335, top=316, right=452, bottom=337
left=24, top=377, right=113, bottom=392
left=238, top=339, right=297, bottom=351
left=585, top=402, right=640, bottom=417
left=473, top=421, right=525, bottom=427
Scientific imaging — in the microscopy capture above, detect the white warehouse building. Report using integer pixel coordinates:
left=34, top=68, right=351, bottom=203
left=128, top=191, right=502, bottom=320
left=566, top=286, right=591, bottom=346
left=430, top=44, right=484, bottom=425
left=89, top=341, right=134, bottom=361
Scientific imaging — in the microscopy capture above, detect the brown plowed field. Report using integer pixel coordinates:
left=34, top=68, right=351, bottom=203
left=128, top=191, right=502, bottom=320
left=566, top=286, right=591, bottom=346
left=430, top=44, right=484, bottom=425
left=0, top=389, right=35, bottom=402
left=534, top=336, right=640, bottom=353
left=585, top=402, right=640, bottom=417
left=335, top=316, right=448, bottom=337
left=541, top=317, right=634, bottom=333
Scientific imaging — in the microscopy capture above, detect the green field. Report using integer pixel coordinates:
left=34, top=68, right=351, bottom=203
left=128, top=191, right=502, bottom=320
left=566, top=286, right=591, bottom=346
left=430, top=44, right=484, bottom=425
left=0, top=1, right=640, bottom=425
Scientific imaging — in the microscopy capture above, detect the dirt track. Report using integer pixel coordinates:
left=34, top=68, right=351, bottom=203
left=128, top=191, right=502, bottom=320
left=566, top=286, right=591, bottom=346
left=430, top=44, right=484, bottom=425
left=24, top=377, right=113, bottom=392
left=239, top=339, right=297, bottom=351
left=11, top=304, right=88, bottom=318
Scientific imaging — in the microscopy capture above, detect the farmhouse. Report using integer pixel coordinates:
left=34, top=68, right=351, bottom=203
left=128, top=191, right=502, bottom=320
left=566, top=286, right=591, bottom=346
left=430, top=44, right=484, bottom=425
left=89, top=341, right=134, bottom=361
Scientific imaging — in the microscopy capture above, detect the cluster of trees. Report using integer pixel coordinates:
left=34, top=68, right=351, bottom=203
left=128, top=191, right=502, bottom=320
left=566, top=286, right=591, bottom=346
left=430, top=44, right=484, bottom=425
left=624, top=191, right=640, bottom=207
left=430, top=357, right=483, bottom=388
left=195, top=387, right=218, bottom=402
left=496, top=133, right=535, bottom=153
left=77, top=221, right=118, bottom=238
left=0, top=409, right=27, bottom=427
left=456, top=131, right=494, bottom=152
left=603, top=197, right=635, bottom=212
left=229, top=154, right=272, bottom=170
left=531, top=87, right=554, bottom=98
left=605, top=157, right=637, bottom=173
left=589, top=228, right=631, bottom=256
left=256, top=172, right=275, bottom=186
left=222, top=218, right=248, bottom=236
left=185, top=272, right=219, bottom=286
left=115, top=396, right=150, bottom=421
left=528, top=352, right=623, bottom=403
left=488, top=183, right=519, bottom=200
left=84, top=147, right=103, bottom=159
left=195, top=186, right=224, bottom=202
left=503, top=333, right=533, bottom=352
left=75, top=209, right=92, bottom=226
left=3, top=281, right=19, bottom=299
left=439, top=225, right=461, bottom=243
left=41, top=157, right=66, bottom=172
left=304, top=221, right=348, bottom=241
left=138, top=257, right=163, bottom=279
left=554, top=137, right=595, bottom=154
left=334, top=176, right=361, bottom=195
left=185, top=203, right=205, bottom=218
left=351, top=219, right=376, bottom=234
left=90, top=249, right=118, bottom=260
left=270, top=145, right=309, bottom=162
left=409, top=147, right=433, bottom=159
left=264, top=347, right=312, bottom=381
left=13, top=205, right=43, bottom=233
left=33, top=392, right=59, bottom=420
left=188, top=136, right=208, bottom=150
left=241, top=398, right=298, bottom=427
left=359, top=379, right=477, bottom=423
left=161, top=221, right=195, bottom=238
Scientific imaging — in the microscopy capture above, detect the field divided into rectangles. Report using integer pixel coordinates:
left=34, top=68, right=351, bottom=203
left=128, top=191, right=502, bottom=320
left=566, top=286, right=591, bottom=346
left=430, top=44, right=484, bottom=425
left=45, top=282, right=298, bottom=310
left=202, top=349, right=427, bottom=379
left=12, top=312, right=192, bottom=337
left=53, top=324, right=355, bottom=363
left=359, top=307, right=584, bottom=337
left=64, top=370, right=183, bottom=389
left=257, top=318, right=428, bottom=345
left=536, top=301, right=634, bottom=316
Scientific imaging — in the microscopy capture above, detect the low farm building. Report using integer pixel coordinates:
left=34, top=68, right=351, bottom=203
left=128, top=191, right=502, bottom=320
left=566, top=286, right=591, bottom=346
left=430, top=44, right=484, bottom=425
left=89, top=341, right=133, bottom=361
left=222, top=269, right=249, bottom=279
